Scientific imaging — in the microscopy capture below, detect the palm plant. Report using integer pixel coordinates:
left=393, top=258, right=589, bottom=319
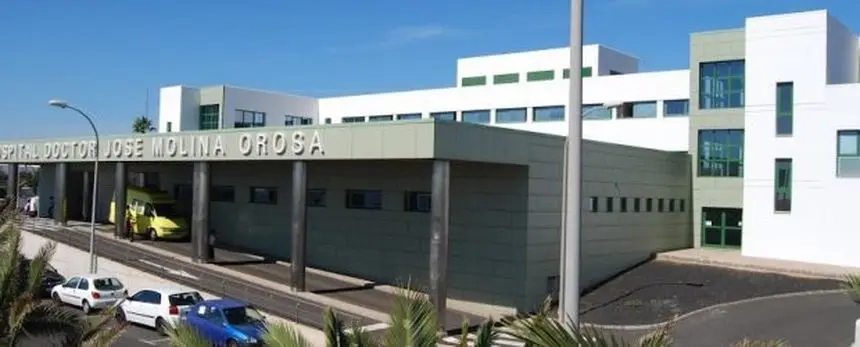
left=0, top=206, right=126, bottom=346
left=132, top=116, right=156, bottom=133
left=841, top=274, right=860, bottom=303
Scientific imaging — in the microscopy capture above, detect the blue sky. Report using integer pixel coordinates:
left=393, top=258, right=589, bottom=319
left=1, top=0, right=858, bottom=139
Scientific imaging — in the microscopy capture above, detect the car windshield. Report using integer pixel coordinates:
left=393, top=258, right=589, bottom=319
left=168, top=292, right=203, bottom=306
left=152, top=203, right=180, bottom=218
left=92, top=277, right=124, bottom=291
left=223, top=306, right=265, bottom=325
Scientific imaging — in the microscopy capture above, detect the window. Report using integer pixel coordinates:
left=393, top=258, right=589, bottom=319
left=668, top=199, right=675, bottom=212
left=166, top=122, right=173, bottom=132
left=211, top=186, right=235, bottom=202
left=679, top=199, right=686, bottom=212
left=307, top=189, right=326, bottom=207
left=346, top=190, right=382, bottom=210
left=698, top=129, right=744, bottom=177
left=368, top=115, right=394, bottom=122
left=93, top=277, right=123, bottom=290
left=633, top=198, right=641, bottom=212
left=657, top=198, right=664, bottom=212
left=404, top=191, right=431, bottom=212
left=527, top=70, right=555, bottom=82
left=495, top=108, right=527, bottom=123
left=664, top=100, right=690, bottom=117
left=533, top=106, right=565, bottom=122
left=430, top=112, right=456, bottom=121
left=493, top=73, right=519, bottom=84
left=78, top=279, right=89, bottom=290
left=776, top=82, right=794, bottom=135
left=618, top=101, right=657, bottom=119
left=235, top=110, right=266, bottom=128
left=284, top=115, right=312, bottom=126
left=461, top=110, right=491, bottom=124
left=775, top=159, right=792, bottom=212
left=583, top=104, right=611, bottom=120
left=699, top=60, right=745, bottom=109
left=461, top=76, right=486, bottom=87
left=563, top=67, right=593, bottom=78
left=609, top=70, right=623, bottom=75
left=250, top=187, right=277, bottom=204
left=605, top=197, right=614, bottom=212
left=199, top=104, right=220, bottom=130
left=324, top=118, right=332, bottom=124
left=342, top=116, right=365, bottom=123
left=619, top=197, right=628, bottom=212
left=646, top=198, right=653, bottom=212
left=589, top=196, right=598, bottom=212
left=837, top=130, right=860, bottom=177
left=396, top=113, right=422, bottom=120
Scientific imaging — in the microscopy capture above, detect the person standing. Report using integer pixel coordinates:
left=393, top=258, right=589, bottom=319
left=125, top=205, right=135, bottom=242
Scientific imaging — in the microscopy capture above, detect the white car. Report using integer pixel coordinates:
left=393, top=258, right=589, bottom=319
left=116, top=287, right=204, bottom=335
left=51, top=275, right=127, bottom=315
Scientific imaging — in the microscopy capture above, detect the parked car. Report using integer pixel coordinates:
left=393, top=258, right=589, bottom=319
left=183, top=299, right=267, bottom=346
left=116, top=287, right=204, bottom=335
left=17, top=256, right=65, bottom=298
left=51, top=275, right=128, bottom=315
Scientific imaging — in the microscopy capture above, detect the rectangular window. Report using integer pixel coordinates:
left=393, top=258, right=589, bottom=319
left=562, top=67, right=593, bottom=79
left=368, top=115, right=394, bottom=122
left=235, top=110, right=266, bottom=128
left=698, top=129, right=744, bottom=177
left=396, top=113, right=422, bottom=120
left=533, top=105, right=565, bottom=122
left=284, top=115, right=312, bottom=126
left=775, top=159, right=792, bottom=212
left=619, top=197, right=628, bottom=212
left=325, top=118, right=332, bottom=124
left=776, top=82, right=794, bottom=135
left=837, top=130, right=860, bottom=177
left=493, top=73, right=519, bottom=84
left=699, top=60, right=745, bottom=109
left=461, top=76, right=486, bottom=87
left=166, top=122, right=173, bottom=132
left=657, top=198, right=665, bottom=212
left=342, top=116, right=365, bottom=123
left=633, top=198, right=641, bottom=212
left=605, top=197, right=614, bottom=212
left=679, top=199, right=686, bottom=212
left=609, top=70, right=623, bottom=75
left=461, top=110, right=491, bottom=124
left=307, top=189, right=326, bottom=207
left=589, top=196, right=598, bottom=212
left=618, top=101, right=657, bottom=119
left=210, top=186, right=235, bottom=202
left=495, top=108, right=527, bottom=123
left=646, top=198, right=653, bottom=212
left=249, top=187, right=277, bottom=204
left=404, top=191, right=431, bottom=212
left=199, top=104, right=220, bottom=130
left=430, top=111, right=456, bottom=121
left=346, top=189, right=382, bottom=210
left=668, top=199, right=675, bottom=212
left=583, top=104, right=611, bottom=120
left=526, top=70, right=555, bottom=82
left=664, top=99, right=690, bottom=117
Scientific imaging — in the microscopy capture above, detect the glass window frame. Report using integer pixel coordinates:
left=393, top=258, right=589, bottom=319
left=697, top=129, right=745, bottom=177
left=774, top=158, right=793, bottom=212
left=699, top=60, right=745, bottom=110
left=461, top=110, right=491, bottom=124
left=494, top=108, right=527, bottom=124
left=533, top=105, right=565, bottom=122
left=663, top=99, right=690, bottom=117
left=776, top=82, right=794, bottom=135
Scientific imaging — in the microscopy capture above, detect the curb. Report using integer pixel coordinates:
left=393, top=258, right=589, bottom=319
left=657, top=254, right=853, bottom=281
left=583, top=289, right=847, bottom=331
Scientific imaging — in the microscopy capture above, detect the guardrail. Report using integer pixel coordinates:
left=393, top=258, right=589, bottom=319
left=19, top=217, right=374, bottom=329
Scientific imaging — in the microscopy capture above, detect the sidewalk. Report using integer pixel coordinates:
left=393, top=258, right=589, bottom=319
left=658, top=248, right=860, bottom=279
left=19, top=227, right=328, bottom=347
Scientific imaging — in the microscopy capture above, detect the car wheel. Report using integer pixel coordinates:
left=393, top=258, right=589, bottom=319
left=148, top=228, right=158, bottom=241
left=115, top=308, right=126, bottom=323
left=226, top=339, right=238, bottom=347
left=51, top=293, right=61, bottom=305
left=81, top=300, right=91, bottom=315
left=155, top=317, right=168, bottom=336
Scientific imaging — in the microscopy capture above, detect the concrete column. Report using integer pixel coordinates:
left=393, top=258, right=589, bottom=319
left=6, top=164, right=18, bottom=208
left=290, top=161, right=308, bottom=291
left=54, top=163, right=67, bottom=226
left=114, top=162, right=127, bottom=238
left=192, top=162, right=212, bottom=263
left=429, top=160, right=451, bottom=329
left=82, top=171, right=90, bottom=221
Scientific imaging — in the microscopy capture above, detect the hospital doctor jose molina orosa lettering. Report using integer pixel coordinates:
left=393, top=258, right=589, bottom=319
left=0, top=130, right=325, bottom=162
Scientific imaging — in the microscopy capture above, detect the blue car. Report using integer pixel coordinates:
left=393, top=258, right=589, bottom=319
left=183, top=299, right=268, bottom=346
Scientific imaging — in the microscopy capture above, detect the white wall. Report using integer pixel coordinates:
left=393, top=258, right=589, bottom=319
left=158, top=86, right=200, bottom=133
left=221, top=86, right=319, bottom=128
left=742, top=10, right=860, bottom=267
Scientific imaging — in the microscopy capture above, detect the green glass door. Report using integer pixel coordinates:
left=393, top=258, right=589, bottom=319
left=701, top=207, right=742, bottom=248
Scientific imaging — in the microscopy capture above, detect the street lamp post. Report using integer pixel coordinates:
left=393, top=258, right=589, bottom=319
left=49, top=99, right=100, bottom=274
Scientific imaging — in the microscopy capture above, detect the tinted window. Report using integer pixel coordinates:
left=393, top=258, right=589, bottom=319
left=78, top=279, right=89, bottom=290
left=223, top=306, right=265, bottom=325
left=64, top=277, right=81, bottom=288
left=169, top=292, right=204, bottom=306
left=93, top=277, right=124, bottom=291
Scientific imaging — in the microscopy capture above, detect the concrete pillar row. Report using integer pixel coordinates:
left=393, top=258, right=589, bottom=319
left=291, top=160, right=308, bottom=291
left=429, top=159, right=451, bottom=329
left=54, top=163, right=68, bottom=226
left=191, top=161, right=212, bottom=263
left=114, top=162, right=127, bottom=238
left=6, top=164, right=18, bottom=208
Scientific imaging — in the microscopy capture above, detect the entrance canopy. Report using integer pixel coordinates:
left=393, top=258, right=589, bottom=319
left=0, top=120, right=553, bottom=165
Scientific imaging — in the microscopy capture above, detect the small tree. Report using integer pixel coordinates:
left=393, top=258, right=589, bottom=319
left=132, top=116, right=156, bottom=134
